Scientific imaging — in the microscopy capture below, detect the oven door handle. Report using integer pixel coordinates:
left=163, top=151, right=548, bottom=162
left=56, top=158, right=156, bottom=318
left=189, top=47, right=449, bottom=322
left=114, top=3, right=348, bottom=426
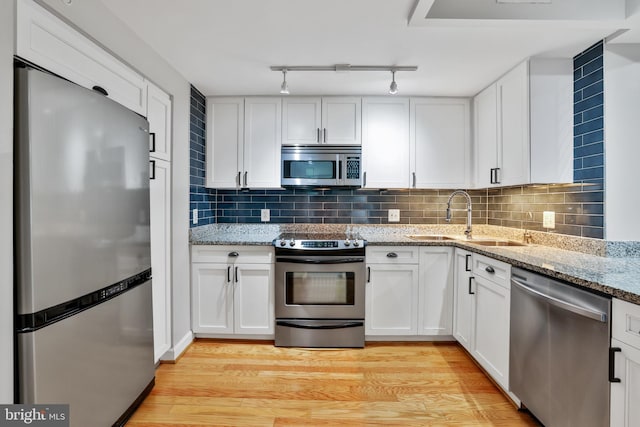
left=276, top=258, right=365, bottom=264
left=276, top=320, right=364, bottom=330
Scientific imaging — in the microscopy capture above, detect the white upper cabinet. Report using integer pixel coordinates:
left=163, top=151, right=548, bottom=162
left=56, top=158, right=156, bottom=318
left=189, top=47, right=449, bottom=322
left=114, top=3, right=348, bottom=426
left=474, top=58, right=573, bottom=187
left=282, top=97, right=361, bottom=145
left=147, top=82, right=172, bottom=161
left=362, top=97, right=410, bottom=188
left=206, top=97, right=282, bottom=189
left=16, top=0, right=147, bottom=115
left=410, top=98, right=471, bottom=189
left=206, top=97, right=244, bottom=188
left=243, top=97, right=282, bottom=188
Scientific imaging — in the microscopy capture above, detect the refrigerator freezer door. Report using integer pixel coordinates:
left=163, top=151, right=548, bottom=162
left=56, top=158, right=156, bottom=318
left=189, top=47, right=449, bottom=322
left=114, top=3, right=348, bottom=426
left=18, top=280, right=154, bottom=427
left=15, top=67, right=151, bottom=314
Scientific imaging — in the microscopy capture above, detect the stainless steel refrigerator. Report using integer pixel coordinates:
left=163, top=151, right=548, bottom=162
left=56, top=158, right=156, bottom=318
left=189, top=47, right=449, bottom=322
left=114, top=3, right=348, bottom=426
left=14, top=64, right=155, bottom=427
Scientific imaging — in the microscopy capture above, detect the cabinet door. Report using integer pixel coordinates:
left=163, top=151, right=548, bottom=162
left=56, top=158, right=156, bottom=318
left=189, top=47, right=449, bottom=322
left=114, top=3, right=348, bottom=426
left=244, top=98, right=282, bottom=188
left=322, top=97, right=362, bottom=145
left=362, top=97, right=410, bottom=188
left=474, top=84, right=498, bottom=188
left=411, top=98, right=470, bottom=188
left=453, top=249, right=473, bottom=351
left=611, top=339, right=640, bottom=427
left=191, top=263, right=234, bottom=334
left=16, top=0, right=147, bottom=115
left=206, top=97, right=243, bottom=188
left=234, top=263, right=274, bottom=334
left=150, top=159, right=171, bottom=362
left=472, top=275, right=510, bottom=390
left=147, top=82, right=172, bottom=161
left=282, top=97, right=321, bottom=145
left=365, top=264, right=419, bottom=336
left=418, top=247, right=453, bottom=335
left=498, top=61, right=530, bottom=186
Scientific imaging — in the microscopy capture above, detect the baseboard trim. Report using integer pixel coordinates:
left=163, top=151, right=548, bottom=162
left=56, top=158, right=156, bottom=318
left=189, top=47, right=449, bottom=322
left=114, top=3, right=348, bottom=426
left=160, top=331, right=194, bottom=363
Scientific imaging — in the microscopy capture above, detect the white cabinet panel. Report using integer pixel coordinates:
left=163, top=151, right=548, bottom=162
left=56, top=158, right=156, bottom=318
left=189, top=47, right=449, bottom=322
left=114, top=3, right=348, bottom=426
left=418, top=247, right=453, bottom=336
left=150, top=159, right=171, bottom=362
left=282, top=97, right=322, bottom=145
left=453, top=249, right=473, bottom=351
left=244, top=98, right=282, bottom=188
left=191, top=263, right=234, bottom=334
left=206, top=97, right=244, bottom=188
left=147, top=82, right=172, bottom=161
left=234, top=264, right=274, bottom=334
left=474, top=84, right=499, bottom=188
left=322, top=97, right=361, bottom=145
left=17, top=0, right=147, bottom=115
left=411, top=98, right=471, bottom=188
left=611, top=339, right=640, bottom=427
left=365, top=264, right=419, bottom=336
left=362, top=97, right=410, bottom=188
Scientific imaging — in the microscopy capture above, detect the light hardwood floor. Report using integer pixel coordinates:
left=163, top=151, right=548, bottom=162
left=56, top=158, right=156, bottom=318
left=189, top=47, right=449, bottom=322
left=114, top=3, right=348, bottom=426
left=127, top=340, right=539, bottom=426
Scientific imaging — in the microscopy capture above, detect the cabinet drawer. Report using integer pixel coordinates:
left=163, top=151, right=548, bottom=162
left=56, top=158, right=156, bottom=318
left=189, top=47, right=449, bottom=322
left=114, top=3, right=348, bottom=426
left=17, top=0, right=147, bottom=115
left=192, top=245, right=273, bottom=264
left=613, top=298, right=640, bottom=350
left=366, top=246, right=419, bottom=264
left=472, top=253, right=510, bottom=288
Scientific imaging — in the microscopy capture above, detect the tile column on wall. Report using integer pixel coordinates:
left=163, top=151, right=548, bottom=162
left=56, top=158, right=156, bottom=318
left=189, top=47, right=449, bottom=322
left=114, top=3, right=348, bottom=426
left=189, top=86, right=215, bottom=227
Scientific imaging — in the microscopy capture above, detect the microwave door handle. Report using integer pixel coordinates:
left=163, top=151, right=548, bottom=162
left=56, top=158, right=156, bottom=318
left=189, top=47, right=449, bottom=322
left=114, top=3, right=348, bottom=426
left=338, top=160, right=342, bottom=180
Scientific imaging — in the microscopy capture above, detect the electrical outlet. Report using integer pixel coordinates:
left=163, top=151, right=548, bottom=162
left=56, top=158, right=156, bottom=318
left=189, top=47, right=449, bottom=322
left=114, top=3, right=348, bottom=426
left=261, top=209, right=270, bottom=222
left=388, top=209, right=400, bottom=222
left=192, top=208, right=198, bottom=225
left=543, top=211, right=555, bottom=229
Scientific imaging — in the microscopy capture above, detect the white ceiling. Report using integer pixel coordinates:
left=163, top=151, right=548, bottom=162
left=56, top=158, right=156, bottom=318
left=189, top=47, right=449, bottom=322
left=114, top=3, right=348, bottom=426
left=99, top=0, right=640, bottom=97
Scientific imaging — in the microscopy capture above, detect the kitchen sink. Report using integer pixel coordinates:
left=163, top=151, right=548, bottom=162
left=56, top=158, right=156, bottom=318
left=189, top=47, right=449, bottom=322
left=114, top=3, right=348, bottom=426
left=405, top=235, right=457, bottom=241
left=466, top=240, right=527, bottom=247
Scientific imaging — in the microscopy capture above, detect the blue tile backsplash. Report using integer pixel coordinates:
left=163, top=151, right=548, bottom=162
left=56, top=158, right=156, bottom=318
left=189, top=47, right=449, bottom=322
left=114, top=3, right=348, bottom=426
left=188, top=41, right=606, bottom=238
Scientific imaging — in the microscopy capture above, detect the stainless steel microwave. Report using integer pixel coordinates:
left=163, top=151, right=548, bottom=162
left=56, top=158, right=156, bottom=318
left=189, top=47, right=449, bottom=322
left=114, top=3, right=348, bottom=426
left=281, top=145, right=362, bottom=188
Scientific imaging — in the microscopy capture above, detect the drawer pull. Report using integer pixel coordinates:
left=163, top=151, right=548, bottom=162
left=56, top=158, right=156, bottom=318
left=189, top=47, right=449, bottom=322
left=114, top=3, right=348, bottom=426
left=386, top=252, right=398, bottom=258
left=485, top=266, right=495, bottom=274
left=228, top=252, right=239, bottom=257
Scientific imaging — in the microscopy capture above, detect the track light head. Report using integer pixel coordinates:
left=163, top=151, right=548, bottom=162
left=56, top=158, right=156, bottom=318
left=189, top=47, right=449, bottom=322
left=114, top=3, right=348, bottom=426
left=389, top=70, right=398, bottom=95
left=280, top=69, right=290, bottom=95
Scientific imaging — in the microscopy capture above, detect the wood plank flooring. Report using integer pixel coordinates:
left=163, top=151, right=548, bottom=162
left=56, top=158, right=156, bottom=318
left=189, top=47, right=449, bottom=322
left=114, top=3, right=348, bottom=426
left=127, top=340, right=539, bottom=427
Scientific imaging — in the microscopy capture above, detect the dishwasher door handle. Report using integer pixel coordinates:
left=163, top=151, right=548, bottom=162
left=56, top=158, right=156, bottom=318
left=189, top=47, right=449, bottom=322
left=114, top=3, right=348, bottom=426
left=511, top=278, right=608, bottom=323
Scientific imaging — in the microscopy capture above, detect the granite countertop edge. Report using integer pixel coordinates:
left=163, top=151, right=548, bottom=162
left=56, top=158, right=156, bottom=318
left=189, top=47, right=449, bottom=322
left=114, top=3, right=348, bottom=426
left=191, top=229, right=640, bottom=305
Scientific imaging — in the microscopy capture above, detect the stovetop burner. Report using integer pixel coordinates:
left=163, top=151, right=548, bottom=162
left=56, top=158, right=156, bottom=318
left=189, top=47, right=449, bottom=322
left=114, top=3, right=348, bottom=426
left=273, top=232, right=366, bottom=250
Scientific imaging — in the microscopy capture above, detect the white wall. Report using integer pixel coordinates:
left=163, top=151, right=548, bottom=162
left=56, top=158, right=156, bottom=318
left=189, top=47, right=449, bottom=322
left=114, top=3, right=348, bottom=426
left=0, top=0, right=15, bottom=404
left=604, top=43, right=640, bottom=241
left=37, top=0, right=192, bottom=355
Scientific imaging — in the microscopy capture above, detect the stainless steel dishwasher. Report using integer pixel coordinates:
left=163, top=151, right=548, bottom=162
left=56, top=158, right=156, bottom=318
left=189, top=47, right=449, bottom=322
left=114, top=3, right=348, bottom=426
left=510, top=267, right=611, bottom=427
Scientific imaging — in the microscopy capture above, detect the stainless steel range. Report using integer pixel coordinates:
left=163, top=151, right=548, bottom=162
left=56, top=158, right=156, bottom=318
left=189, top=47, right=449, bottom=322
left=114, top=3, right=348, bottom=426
left=273, top=233, right=366, bottom=348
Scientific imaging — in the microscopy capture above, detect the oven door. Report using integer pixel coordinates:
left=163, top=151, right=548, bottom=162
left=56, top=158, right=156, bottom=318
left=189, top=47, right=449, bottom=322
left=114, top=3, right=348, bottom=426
left=275, top=255, right=365, bottom=320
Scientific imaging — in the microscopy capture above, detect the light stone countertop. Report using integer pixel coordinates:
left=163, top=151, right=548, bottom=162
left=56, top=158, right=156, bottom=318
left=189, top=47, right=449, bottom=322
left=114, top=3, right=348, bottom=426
left=190, top=224, right=640, bottom=305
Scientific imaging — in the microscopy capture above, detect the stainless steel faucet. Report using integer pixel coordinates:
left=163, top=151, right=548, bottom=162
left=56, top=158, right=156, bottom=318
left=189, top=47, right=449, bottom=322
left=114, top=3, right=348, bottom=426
left=446, top=190, right=473, bottom=239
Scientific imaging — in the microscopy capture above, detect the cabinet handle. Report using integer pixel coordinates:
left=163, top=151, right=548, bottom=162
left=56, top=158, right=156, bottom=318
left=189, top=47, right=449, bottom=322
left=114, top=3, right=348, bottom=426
left=412, top=172, right=416, bottom=188
left=234, top=266, right=238, bottom=283
left=367, top=266, right=371, bottom=283
left=228, top=252, right=239, bottom=257
left=317, top=128, right=320, bottom=143
left=363, top=171, right=366, bottom=187
left=485, top=266, right=495, bottom=274
left=490, top=168, right=495, bottom=184
left=149, top=132, right=156, bottom=153
left=244, top=171, right=248, bottom=187
left=386, top=252, right=398, bottom=258
left=468, top=277, right=475, bottom=295
left=465, top=254, right=471, bottom=272
left=149, top=160, right=156, bottom=180
left=227, top=266, right=231, bottom=283
left=92, top=85, right=108, bottom=96
left=323, top=128, right=327, bottom=143
left=237, top=171, right=241, bottom=186
left=494, top=167, right=501, bottom=184
left=609, top=347, right=622, bottom=383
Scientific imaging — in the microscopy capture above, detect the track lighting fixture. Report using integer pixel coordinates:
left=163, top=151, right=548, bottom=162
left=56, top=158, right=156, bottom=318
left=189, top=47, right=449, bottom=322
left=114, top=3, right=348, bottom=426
left=389, top=70, right=398, bottom=95
left=270, top=64, right=417, bottom=95
left=280, top=69, right=289, bottom=95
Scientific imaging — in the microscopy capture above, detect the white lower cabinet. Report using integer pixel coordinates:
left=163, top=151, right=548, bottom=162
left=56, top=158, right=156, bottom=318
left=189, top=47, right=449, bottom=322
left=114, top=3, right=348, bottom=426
left=191, top=246, right=274, bottom=336
left=365, top=246, right=453, bottom=337
left=453, top=249, right=511, bottom=391
left=611, top=299, right=640, bottom=427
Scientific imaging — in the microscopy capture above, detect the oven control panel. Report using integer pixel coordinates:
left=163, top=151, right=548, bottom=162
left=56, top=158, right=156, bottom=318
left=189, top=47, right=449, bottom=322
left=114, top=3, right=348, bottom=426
left=273, top=237, right=366, bottom=250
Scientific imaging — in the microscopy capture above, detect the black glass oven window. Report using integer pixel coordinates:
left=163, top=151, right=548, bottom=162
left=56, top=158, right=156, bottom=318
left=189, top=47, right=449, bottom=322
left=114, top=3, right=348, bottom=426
left=285, top=272, right=355, bottom=305
left=283, top=160, right=336, bottom=179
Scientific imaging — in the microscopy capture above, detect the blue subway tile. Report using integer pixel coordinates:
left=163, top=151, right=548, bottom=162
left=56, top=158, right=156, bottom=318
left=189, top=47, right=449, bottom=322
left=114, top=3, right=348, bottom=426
left=582, top=81, right=603, bottom=100
left=574, top=142, right=603, bottom=158
left=582, top=105, right=603, bottom=122
left=574, top=41, right=603, bottom=69
left=573, top=117, right=603, bottom=135
left=574, top=93, right=604, bottom=114
left=581, top=130, right=604, bottom=145
left=582, top=154, right=604, bottom=168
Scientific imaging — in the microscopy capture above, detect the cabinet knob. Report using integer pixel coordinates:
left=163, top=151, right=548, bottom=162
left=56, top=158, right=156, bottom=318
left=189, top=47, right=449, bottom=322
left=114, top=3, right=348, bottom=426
left=485, top=266, right=495, bottom=273
left=386, top=252, right=398, bottom=258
